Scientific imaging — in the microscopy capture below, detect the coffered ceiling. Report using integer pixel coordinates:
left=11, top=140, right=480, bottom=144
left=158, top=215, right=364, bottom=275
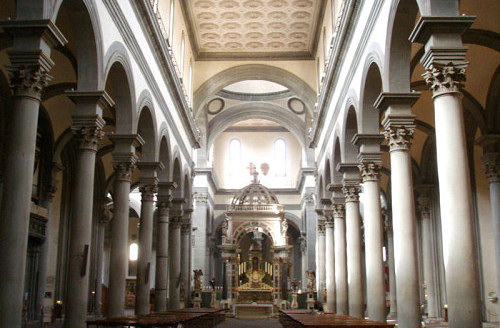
left=181, top=0, right=325, bottom=60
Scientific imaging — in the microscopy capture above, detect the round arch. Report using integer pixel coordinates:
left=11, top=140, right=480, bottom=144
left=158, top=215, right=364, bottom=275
left=194, top=64, right=316, bottom=116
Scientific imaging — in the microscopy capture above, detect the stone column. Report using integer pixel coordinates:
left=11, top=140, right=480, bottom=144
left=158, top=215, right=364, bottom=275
left=315, top=211, right=326, bottom=298
left=359, top=162, right=386, bottom=322
left=135, top=162, right=163, bottom=315
left=375, top=93, right=420, bottom=328
left=0, top=20, right=65, bottom=327
left=384, top=213, right=397, bottom=319
left=333, top=204, right=348, bottom=314
left=181, top=215, right=192, bottom=307
left=417, top=188, right=439, bottom=320
left=324, top=208, right=336, bottom=313
left=300, top=236, right=308, bottom=288
left=107, top=135, right=143, bottom=318
left=155, top=182, right=176, bottom=312
left=342, top=184, right=363, bottom=318
left=411, top=16, right=481, bottom=326
left=168, top=212, right=182, bottom=309
left=135, top=182, right=158, bottom=315
left=481, top=151, right=500, bottom=304
left=94, top=201, right=111, bottom=315
left=64, top=93, right=112, bottom=328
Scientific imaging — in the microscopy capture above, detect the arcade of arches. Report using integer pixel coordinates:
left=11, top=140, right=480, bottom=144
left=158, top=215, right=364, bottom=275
left=0, top=0, right=499, bottom=327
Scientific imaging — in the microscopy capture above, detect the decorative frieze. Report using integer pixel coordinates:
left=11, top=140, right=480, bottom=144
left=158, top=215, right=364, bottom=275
left=358, top=162, right=381, bottom=182
left=384, top=126, right=414, bottom=152
left=423, top=62, right=467, bottom=97
left=342, top=185, right=361, bottom=202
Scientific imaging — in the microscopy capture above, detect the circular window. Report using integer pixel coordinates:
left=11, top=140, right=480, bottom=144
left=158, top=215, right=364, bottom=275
left=287, top=97, right=306, bottom=114
left=206, top=98, right=225, bottom=115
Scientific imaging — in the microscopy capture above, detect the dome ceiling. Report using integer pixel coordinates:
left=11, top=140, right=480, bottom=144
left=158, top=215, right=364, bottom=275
left=181, top=0, right=325, bottom=60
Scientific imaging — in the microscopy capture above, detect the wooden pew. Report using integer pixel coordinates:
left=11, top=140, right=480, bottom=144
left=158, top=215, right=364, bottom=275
left=279, top=310, right=395, bottom=328
left=86, top=308, right=225, bottom=328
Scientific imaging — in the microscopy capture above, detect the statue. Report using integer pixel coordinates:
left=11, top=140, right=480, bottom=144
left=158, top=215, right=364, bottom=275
left=281, top=218, right=288, bottom=236
left=306, top=270, right=316, bottom=292
left=193, top=269, right=203, bottom=290
left=221, top=218, right=228, bottom=239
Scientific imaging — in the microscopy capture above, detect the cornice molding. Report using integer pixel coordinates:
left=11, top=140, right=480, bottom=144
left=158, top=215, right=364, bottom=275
left=310, top=0, right=384, bottom=155
left=103, top=0, right=199, bottom=163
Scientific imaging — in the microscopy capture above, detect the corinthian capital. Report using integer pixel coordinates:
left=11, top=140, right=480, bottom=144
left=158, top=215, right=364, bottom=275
left=7, top=65, right=52, bottom=99
left=384, top=126, right=414, bottom=151
left=423, top=62, right=467, bottom=97
left=342, top=185, right=361, bottom=202
left=72, top=116, right=106, bottom=151
left=140, top=183, right=158, bottom=202
left=359, top=162, right=381, bottom=182
left=483, top=152, right=499, bottom=183
left=317, top=222, right=325, bottom=235
left=332, top=204, right=345, bottom=219
left=113, top=161, right=137, bottom=182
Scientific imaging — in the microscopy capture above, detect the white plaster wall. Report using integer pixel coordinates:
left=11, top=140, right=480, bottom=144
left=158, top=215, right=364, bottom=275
left=212, top=131, right=302, bottom=189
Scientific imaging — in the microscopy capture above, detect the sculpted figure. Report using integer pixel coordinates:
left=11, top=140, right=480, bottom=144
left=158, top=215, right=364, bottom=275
left=306, top=270, right=316, bottom=292
left=193, top=269, right=203, bottom=290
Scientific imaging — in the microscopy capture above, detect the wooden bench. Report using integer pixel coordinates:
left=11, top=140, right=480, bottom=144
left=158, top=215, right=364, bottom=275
left=279, top=310, right=395, bottom=328
left=86, top=308, right=225, bottom=328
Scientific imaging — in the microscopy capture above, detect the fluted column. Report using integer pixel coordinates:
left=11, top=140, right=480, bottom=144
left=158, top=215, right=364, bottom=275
left=0, top=21, right=66, bottom=326
left=155, top=182, right=176, bottom=312
left=107, top=135, right=143, bottom=318
left=417, top=188, right=438, bottom=320
left=411, top=15, right=481, bottom=326
left=135, top=182, right=158, bottom=315
left=333, top=204, right=348, bottom=314
left=359, top=162, right=386, bottom=322
left=315, top=211, right=326, bottom=297
left=324, top=208, right=336, bottom=313
left=168, top=213, right=182, bottom=309
left=64, top=93, right=112, bottom=328
left=384, top=213, right=397, bottom=319
left=342, top=185, right=363, bottom=318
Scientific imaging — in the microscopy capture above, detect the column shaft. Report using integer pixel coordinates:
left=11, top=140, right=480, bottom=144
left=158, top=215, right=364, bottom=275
left=64, top=122, right=104, bottom=328
left=343, top=187, right=363, bottom=318
left=420, top=213, right=438, bottom=319
left=385, top=129, right=420, bottom=328
left=135, top=184, right=157, bottom=315
left=423, top=62, right=481, bottom=326
left=325, top=217, right=335, bottom=313
left=169, top=219, right=181, bottom=309
left=386, top=219, right=397, bottom=319
left=94, top=216, right=108, bottom=315
left=433, top=92, right=481, bottom=325
left=0, top=68, right=50, bottom=327
left=181, top=223, right=191, bottom=306
left=155, top=201, right=170, bottom=312
left=316, top=223, right=326, bottom=296
left=108, top=163, right=135, bottom=317
left=333, top=205, right=348, bottom=314
left=360, top=164, right=386, bottom=322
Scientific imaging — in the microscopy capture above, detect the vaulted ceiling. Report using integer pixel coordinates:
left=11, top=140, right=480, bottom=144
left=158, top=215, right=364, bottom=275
left=181, top=0, right=325, bottom=60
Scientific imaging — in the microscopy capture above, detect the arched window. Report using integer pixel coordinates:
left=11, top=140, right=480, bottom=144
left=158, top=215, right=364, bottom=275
left=129, top=242, right=138, bottom=261
left=179, top=33, right=186, bottom=78
left=229, top=138, right=241, bottom=176
left=274, top=138, right=286, bottom=177
left=168, top=0, right=174, bottom=44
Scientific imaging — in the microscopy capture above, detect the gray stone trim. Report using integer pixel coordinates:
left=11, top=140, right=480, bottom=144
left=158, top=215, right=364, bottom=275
left=310, top=0, right=383, bottom=153
left=223, top=126, right=289, bottom=133
left=214, top=204, right=301, bottom=211
left=216, top=89, right=293, bottom=102
left=103, top=0, right=198, bottom=163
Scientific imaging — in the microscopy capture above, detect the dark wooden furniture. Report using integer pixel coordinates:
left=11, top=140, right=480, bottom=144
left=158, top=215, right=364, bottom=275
left=279, top=310, right=395, bottom=328
left=86, top=308, right=225, bottom=328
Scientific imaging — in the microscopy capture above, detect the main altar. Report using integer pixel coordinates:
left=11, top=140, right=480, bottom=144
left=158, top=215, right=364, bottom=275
left=219, top=169, right=291, bottom=318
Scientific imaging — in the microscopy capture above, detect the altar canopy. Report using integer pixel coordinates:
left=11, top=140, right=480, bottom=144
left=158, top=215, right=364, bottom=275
left=219, top=169, right=291, bottom=316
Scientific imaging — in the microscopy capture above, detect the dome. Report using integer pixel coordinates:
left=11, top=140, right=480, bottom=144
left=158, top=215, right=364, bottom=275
left=231, top=181, right=280, bottom=205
